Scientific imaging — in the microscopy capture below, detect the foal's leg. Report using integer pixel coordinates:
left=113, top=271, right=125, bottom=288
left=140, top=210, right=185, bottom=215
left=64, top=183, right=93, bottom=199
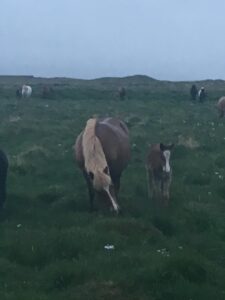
left=152, top=176, right=162, bottom=211
left=162, top=173, right=172, bottom=207
left=146, top=166, right=153, bottom=199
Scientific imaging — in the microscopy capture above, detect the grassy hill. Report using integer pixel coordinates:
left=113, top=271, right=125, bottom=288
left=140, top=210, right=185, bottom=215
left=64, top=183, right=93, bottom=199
left=0, top=75, right=225, bottom=300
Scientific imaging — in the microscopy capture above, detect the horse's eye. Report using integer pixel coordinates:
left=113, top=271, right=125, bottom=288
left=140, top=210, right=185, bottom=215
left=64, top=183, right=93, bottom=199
left=103, top=166, right=109, bottom=175
left=89, top=172, right=94, bottom=180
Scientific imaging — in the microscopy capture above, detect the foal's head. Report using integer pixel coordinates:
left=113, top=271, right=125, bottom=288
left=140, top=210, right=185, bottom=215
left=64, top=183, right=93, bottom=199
left=159, top=143, right=174, bottom=173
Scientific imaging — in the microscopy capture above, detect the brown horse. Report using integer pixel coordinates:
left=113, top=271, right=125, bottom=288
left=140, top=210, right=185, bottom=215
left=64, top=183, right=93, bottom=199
left=146, top=143, right=174, bottom=207
left=118, top=87, right=126, bottom=100
left=216, top=96, right=225, bottom=118
left=74, top=117, right=130, bottom=213
left=42, top=86, right=54, bottom=99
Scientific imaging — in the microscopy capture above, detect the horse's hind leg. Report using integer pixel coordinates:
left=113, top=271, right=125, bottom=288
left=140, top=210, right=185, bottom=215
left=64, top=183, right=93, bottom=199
left=219, top=110, right=225, bottom=118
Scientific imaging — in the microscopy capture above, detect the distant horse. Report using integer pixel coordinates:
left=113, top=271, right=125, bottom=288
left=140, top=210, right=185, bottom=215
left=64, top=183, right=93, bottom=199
left=42, top=86, right=54, bottom=99
left=216, top=96, right=225, bottom=118
left=198, top=87, right=206, bottom=102
left=0, top=150, right=8, bottom=211
left=16, top=88, right=22, bottom=98
left=190, top=84, right=198, bottom=101
left=22, top=85, right=32, bottom=98
left=74, top=117, right=130, bottom=213
left=146, top=143, right=174, bottom=207
left=118, top=87, right=126, bottom=100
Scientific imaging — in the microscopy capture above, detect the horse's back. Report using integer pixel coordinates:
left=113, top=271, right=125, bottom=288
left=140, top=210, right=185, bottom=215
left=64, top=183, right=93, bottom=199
left=147, top=144, right=162, bottom=170
left=96, top=118, right=130, bottom=174
left=98, top=117, right=129, bottom=136
left=22, top=85, right=32, bottom=97
left=218, top=96, right=225, bottom=106
left=75, top=118, right=130, bottom=175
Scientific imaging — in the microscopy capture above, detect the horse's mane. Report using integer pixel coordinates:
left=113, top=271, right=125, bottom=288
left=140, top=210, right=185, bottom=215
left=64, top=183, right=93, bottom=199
left=82, top=118, right=111, bottom=190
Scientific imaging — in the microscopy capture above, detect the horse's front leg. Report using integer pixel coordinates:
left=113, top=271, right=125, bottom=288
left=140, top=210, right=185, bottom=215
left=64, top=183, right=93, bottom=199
left=83, top=171, right=95, bottom=212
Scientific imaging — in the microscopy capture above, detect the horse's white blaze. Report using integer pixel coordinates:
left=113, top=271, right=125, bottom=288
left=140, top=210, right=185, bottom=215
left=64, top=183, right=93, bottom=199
left=163, top=150, right=171, bottom=173
left=104, top=186, right=119, bottom=212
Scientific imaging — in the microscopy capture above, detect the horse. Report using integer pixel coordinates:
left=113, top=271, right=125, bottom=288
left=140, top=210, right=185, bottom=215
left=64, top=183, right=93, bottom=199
left=190, top=84, right=198, bottom=101
left=16, top=88, right=22, bottom=98
left=146, top=143, right=174, bottom=207
left=74, top=117, right=130, bottom=213
left=0, top=150, right=8, bottom=211
left=22, top=85, right=32, bottom=98
left=198, top=87, right=206, bottom=102
left=42, top=86, right=54, bottom=99
left=216, top=96, right=225, bottom=118
left=118, top=87, right=126, bottom=100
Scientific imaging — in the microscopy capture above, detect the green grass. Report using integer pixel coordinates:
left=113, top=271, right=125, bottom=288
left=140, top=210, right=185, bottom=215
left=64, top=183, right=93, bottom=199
left=0, top=75, right=225, bottom=299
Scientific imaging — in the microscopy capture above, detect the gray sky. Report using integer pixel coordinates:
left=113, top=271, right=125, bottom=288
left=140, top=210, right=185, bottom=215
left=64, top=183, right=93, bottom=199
left=1, top=0, right=225, bottom=80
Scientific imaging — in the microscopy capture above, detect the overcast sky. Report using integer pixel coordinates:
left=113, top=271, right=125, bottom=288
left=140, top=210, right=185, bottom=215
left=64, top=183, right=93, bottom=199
left=1, top=0, right=225, bottom=81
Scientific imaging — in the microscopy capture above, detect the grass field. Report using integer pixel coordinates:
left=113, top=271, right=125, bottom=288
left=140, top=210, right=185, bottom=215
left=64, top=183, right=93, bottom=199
left=1, top=75, right=225, bottom=300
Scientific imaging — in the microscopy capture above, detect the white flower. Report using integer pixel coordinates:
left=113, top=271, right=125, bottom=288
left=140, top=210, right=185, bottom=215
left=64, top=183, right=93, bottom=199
left=104, top=244, right=115, bottom=250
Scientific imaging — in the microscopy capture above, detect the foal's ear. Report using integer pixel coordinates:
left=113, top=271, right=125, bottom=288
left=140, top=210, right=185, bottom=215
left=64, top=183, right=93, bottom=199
left=160, top=143, right=166, bottom=152
left=168, top=143, right=175, bottom=150
left=160, top=143, right=175, bottom=151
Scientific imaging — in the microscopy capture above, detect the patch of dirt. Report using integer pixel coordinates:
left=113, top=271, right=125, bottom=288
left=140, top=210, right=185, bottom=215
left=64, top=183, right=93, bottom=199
left=178, top=135, right=200, bottom=149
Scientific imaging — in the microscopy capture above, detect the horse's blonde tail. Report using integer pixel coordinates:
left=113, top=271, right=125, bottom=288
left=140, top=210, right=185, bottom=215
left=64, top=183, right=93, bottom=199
left=82, top=118, right=111, bottom=191
left=81, top=118, right=119, bottom=212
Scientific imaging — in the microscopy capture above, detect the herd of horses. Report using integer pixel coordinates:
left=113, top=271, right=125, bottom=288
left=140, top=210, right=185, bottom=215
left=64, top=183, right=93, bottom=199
left=190, top=84, right=225, bottom=117
left=16, top=85, right=32, bottom=98
left=15, top=85, right=126, bottom=101
left=0, top=116, right=174, bottom=214
left=1, top=83, right=225, bottom=214
left=190, top=84, right=206, bottom=102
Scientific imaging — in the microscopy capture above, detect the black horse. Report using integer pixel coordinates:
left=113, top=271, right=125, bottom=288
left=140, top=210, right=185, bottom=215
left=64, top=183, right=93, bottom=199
left=16, top=88, right=22, bottom=98
left=0, top=150, right=8, bottom=210
left=190, top=84, right=198, bottom=101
